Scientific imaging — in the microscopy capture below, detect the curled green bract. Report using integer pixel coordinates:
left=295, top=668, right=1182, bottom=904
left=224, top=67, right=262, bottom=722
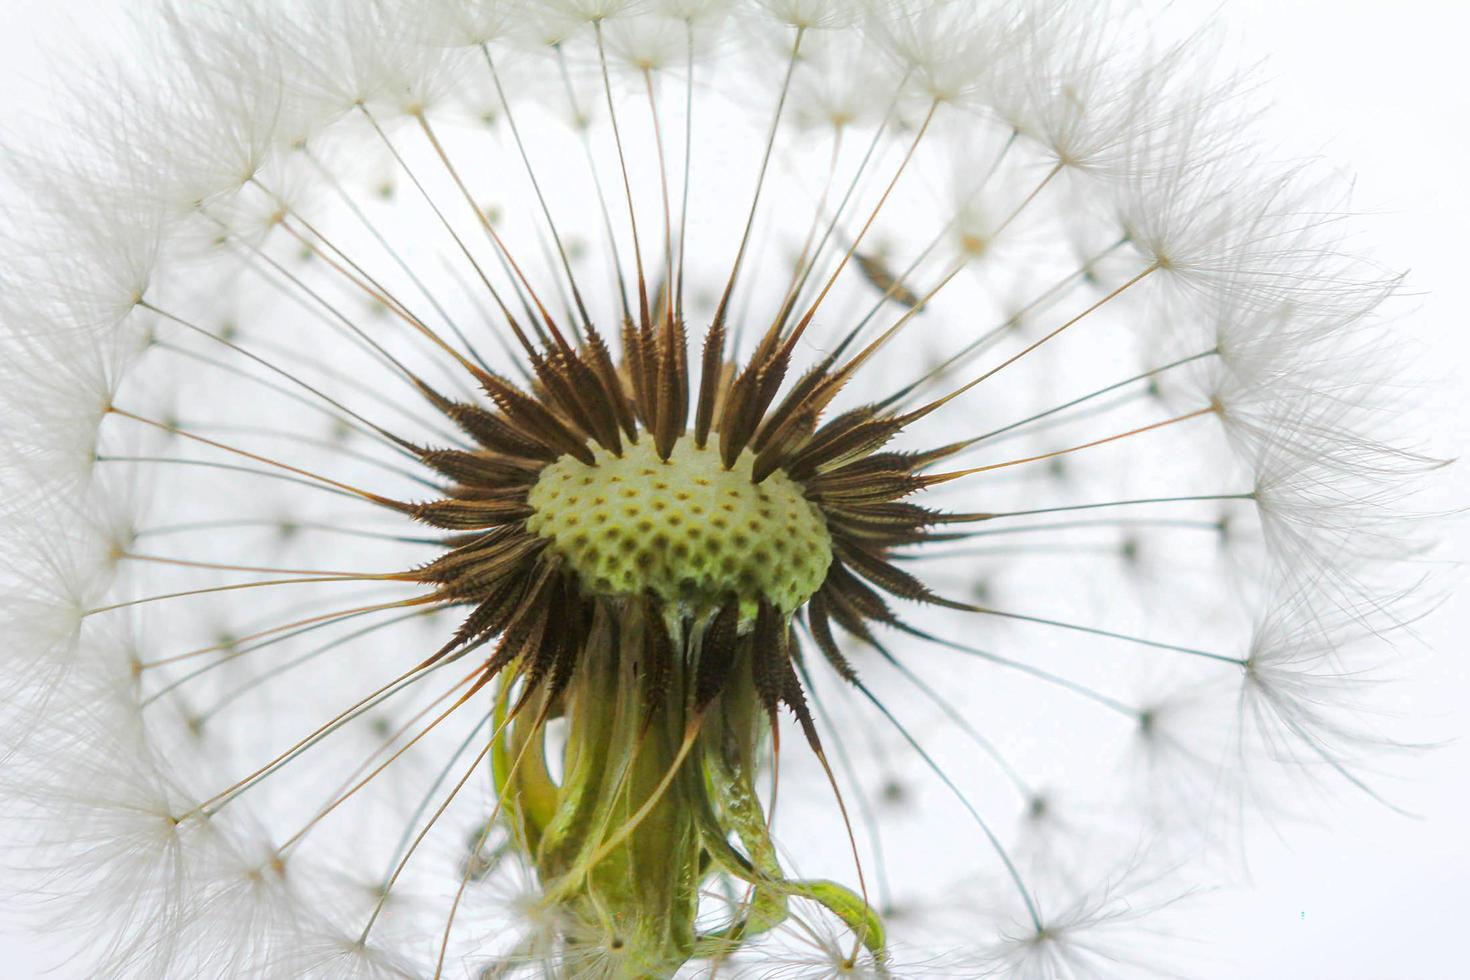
left=493, top=603, right=884, bottom=977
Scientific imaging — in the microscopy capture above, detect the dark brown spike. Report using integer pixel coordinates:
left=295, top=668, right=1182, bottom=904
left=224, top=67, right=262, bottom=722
left=483, top=611, right=539, bottom=682
left=742, top=308, right=787, bottom=379
left=785, top=413, right=906, bottom=481
left=825, top=501, right=944, bottom=529
left=532, top=349, right=600, bottom=444
left=717, top=326, right=796, bottom=466
left=672, top=318, right=689, bottom=442
left=418, top=449, right=546, bottom=486
left=694, top=602, right=741, bottom=712
left=824, top=517, right=935, bottom=547
left=750, top=601, right=787, bottom=724
left=562, top=346, right=624, bottom=453
left=832, top=538, right=936, bottom=604
left=855, top=251, right=924, bottom=310
left=473, top=569, right=556, bottom=681
left=453, top=408, right=555, bottom=460
left=449, top=543, right=547, bottom=596
left=416, top=533, right=545, bottom=596
left=497, top=560, right=559, bottom=639
left=640, top=597, right=676, bottom=724
left=653, top=317, right=688, bottom=460
left=823, top=499, right=955, bottom=545
left=481, top=372, right=595, bottom=465
left=512, top=577, right=570, bottom=701
left=416, top=526, right=518, bottom=573
left=719, top=351, right=791, bottom=468
left=636, top=320, right=660, bottom=428
left=443, top=559, right=552, bottom=683
left=802, top=404, right=875, bottom=440
left=749, top=351, right=793, bottom=436
left=417, top=525, right=520, bottom=570
left=819, top=450, right=934, bottom=482
left=437, top=531, right=498, bottom=550
left=780, top=405, right=880, bottom=479
left=408, top=498, right=537, bottom=531
left=621, top=317, right=651, bottom=426
left=804, top=469, right=924, bottom=505
left=753, top=356, right=836, bottom=452
left=422, top=387, right=557, bottom=461
left=431, top=576, right=527, bottom=663
left=543, top=346, right=617, bottom=453
left=805, top=592, right=859, bottom=682
left=542, top=589, right=590, bottom=704
left=823, top=559, right=898, bottom=626
left=900, top=438, right=982, bottom=470
left=750, top=403, right=821, bottom=484
left=693, top=320, right=726, bottom=448
left=444, top=484, right=534, bottom=503
left=466, top=576, right=530, bottom=639
left=749, top=352, right=858, bottom=476
left=508, top=607, right=561, bottom=714
left=775, top=635, right=822, bottom=753
left=716, top=364, right=757, bottom=467
left=822, top=587, right=884, bottom=649
left=582, top=324, right=639, bottom=441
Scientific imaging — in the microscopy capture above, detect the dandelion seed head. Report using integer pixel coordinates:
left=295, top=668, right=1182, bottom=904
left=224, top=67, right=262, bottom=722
left=757, top=0, right=867, bottom=31
left=0, top=0, right=1443, bottom=975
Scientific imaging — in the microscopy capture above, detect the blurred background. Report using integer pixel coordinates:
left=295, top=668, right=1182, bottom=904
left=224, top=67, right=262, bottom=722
left=1, top=1, right=1465, bottom=976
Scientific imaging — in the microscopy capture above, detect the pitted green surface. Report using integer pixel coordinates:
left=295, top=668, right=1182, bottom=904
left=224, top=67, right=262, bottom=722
left=526, top=437, right=831, bottom=615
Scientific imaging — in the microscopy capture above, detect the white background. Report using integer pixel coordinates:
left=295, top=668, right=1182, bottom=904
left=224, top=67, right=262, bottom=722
left=1, top=1, right=1466, bottom=977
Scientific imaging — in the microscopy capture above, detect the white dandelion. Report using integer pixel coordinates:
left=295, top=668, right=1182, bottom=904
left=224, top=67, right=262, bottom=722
left=0, top=0, right=1444, bottom=977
